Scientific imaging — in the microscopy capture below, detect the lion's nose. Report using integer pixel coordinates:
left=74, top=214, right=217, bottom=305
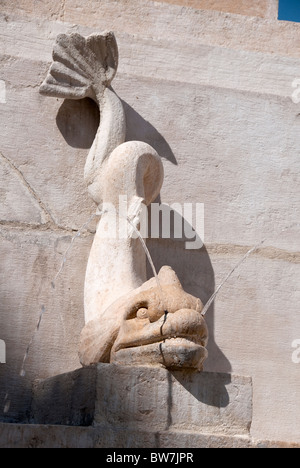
left=160, top=308, right=208, bottom=345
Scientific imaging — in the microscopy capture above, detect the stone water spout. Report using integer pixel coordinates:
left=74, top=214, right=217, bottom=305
left=40, top=32, right=208, bottom=371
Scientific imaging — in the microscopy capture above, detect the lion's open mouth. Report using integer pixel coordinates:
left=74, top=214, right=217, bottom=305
left=111, top=337, right=208, bottom=370
left=114, top=333, right=205, bottom=352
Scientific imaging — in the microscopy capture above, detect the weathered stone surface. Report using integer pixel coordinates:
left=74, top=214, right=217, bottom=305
left=0, top=423, right=98, bottom=449
left=0, top=0, right=63, bottom=22
left=94, top=365, right=252, bottom=435
left=62, top=0, right=299, bottom=57
left=155, top=0, right=279, bottom=19
left=0, top=53, right=96, bottom=231
left=32, top=367, right=97, bottom=426
left=0, top=228, right=89, bottom=422
left=147, top=239, right=300, bottom=443
left=0, top=152, right=47, bottom=225
left=31, top=364, right=252, bottom=436
left=117, top=73, right=300, bottom=253
left=1, top=48, right=298, bottom=247
left=1, top=1, right=297, bottom=58
left=0, top=0, right=299, bottom=446
left=169, top=372, right=252, bottom=435
left=1, top=0, right=278, bottom=22
left=0, top=422, right=298, bottom=449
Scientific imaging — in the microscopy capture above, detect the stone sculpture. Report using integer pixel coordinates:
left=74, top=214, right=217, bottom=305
left=40, top=32, right=208, bottom=370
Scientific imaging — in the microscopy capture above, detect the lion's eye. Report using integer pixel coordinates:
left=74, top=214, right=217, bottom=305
left=136, top=308, right=149, bottom=320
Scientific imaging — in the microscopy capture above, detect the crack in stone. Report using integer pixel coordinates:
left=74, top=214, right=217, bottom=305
left=0, top=151, right=56, bottom=224
left=150, top=238, right=300, bottom=265
left=2, top=78, right=45, bottom=91
left=0, top=225, right=93, bottom=250
left=61, top=0, right=66, bottom=22
left=0, top=221, right=94, bottom=236
left=206, top=243, right=300, bottom=265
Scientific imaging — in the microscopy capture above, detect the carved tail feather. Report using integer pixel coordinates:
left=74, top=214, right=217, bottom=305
left=40, top=32, right=118, bottom=100
left=40, top=32, right=126, bottom=205
left=84, top=87, right=126, bottom=205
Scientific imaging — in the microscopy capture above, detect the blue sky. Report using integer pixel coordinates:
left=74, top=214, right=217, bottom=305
left=278, top=0, right=300, bottom=22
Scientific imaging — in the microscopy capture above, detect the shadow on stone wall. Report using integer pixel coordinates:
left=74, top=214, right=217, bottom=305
left=170, top=370, right=231, bottom=408
left=122, top=100, right=178, bottom=166
left=0, top=363, right=32, bottom=424
left=56, top=97, right=177, bottom=166
left=56, top=98, right=100, bottom=149
left=147, top=208, right=232, bottom=376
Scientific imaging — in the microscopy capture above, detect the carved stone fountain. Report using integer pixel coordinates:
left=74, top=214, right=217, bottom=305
left=40, top=32, right=208, bottom=371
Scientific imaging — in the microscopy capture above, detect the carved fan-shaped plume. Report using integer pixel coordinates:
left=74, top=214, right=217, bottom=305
left=40, top=32, right=118, bottom=100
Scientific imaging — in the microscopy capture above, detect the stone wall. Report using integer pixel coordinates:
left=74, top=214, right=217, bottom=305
left=0, top=0, right=299, bottom=444
left=153, top=0, right=279, bottom=19
left=0, top=0, right=280, bottom=21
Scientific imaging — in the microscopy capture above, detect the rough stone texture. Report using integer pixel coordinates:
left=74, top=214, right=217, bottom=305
left=32, top=365, right=252, bottom=436
left=0, top=152, right=47, bottom=225
left=32, top=367, right=97, bottom=426
left=0, top=0, right=280, bottom=23
left=0, top=423, right=298, bottom=449
left=95, top=365, right=252, bottom=436
left=0, top=0, right=299, bottom=446
left=0, top=0, right=63, bottom=22
left=62, top=0, right=300, bottom=58
left=147, top=241, right=300, bottom=444
left=0, top=228, right=89, bottom=422
left=155, top=0, right=279, bottom=20
left=1, top=1, right=298, bottom=58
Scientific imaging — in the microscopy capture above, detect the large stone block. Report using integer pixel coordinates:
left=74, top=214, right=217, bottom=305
left=32, top=367, right=97, bottom=426
left=62, top=0, right=299, bottom=57
left=32, top=364, right=253, bottom=437
left=0, top=227, right=90, bottom=422
left=0, top=0, right=298, bottom=59
left=0, top=0, right=63, bottom=21
left=154, top=0, right=279, bottom=19
left=0, top=152, right=46, bottom=225
left=0, top=0, right=279, bottom=22
left=147, top=239, right=300, bottom=443
left=0, top=422, right=298, bottom=448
